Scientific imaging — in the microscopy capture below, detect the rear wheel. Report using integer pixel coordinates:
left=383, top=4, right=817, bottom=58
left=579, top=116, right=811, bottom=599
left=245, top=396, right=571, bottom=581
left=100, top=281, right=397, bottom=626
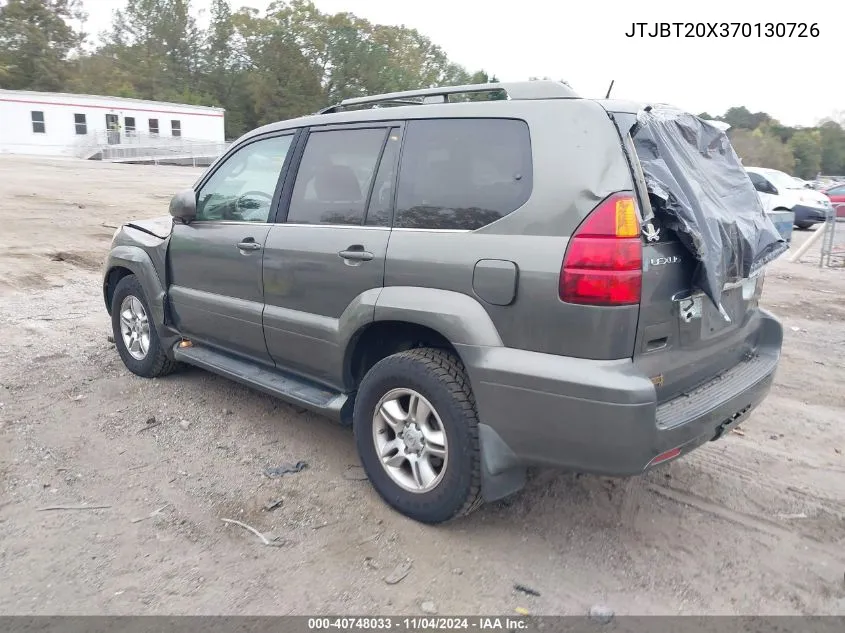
left=353, top=348, right=482, bottom=524
left=795, top=222, right=815, bottom=230
left=111, top=275, right=176, bottom=378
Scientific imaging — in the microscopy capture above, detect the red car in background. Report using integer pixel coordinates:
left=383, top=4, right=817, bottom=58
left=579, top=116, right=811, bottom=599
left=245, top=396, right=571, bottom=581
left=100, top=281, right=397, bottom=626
left=824, top=183, right=845, bottom=218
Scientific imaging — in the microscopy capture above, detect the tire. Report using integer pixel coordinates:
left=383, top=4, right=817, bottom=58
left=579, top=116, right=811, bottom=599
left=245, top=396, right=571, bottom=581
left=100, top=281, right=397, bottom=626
left=353, top=348, right=483, bottom=524
left=795, top=222, right=815, bottom=230
left=111, top=275, right=177, bottom=378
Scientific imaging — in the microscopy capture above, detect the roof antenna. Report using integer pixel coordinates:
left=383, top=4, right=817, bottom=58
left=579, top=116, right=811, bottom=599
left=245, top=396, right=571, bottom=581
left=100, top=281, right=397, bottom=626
left=605, top=80, right=615, bottom=99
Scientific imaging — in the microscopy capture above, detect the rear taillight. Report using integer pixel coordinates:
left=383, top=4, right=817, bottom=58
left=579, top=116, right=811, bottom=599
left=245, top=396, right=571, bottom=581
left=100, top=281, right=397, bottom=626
left=559, top=193, right=643, bottom=306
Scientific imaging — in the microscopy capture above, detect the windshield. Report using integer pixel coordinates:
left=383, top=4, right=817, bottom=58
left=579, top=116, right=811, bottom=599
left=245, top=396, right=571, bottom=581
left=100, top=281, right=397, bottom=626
left=761, top=169, right=803, bottom=190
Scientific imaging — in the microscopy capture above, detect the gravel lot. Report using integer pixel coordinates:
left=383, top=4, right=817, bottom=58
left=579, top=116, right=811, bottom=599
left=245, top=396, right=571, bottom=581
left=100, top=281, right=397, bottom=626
left=1, top=156, right=844, bottom=616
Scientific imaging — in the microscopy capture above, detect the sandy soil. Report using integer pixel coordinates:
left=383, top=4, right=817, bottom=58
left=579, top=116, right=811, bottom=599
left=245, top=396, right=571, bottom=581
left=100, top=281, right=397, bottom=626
left=0, top=155, right=844, bottom=616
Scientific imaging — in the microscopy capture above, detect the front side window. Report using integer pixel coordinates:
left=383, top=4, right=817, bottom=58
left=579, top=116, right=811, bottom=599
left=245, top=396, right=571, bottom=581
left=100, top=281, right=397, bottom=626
left=171, top=120, right=181, bottom=137
left=31, top=111, right=45, bottom=134
left=74, top=113, right=87, bottom=135
left=394, top=118, right=532, bottom=230
left=196, top=135, right=294, bottom=223
left=287, top=128, right=388, bottom=226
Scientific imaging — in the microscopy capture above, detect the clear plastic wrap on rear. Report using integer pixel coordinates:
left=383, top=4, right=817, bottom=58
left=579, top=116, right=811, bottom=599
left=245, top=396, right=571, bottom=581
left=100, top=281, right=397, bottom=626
left=632, top=106, right=787, bottom=315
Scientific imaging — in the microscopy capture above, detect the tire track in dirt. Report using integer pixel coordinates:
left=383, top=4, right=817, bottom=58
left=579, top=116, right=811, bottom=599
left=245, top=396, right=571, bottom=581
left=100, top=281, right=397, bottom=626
left=646, top=484, right=844, bottom=559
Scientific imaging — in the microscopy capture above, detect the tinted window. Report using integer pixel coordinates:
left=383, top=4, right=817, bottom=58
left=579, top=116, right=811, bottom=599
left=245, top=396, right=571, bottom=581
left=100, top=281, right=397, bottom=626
left=287, top=128, right=388, bottom=226
left=149, top=119, right=159, bottom=135
left=171, top=120, right=181, bottom=137
left=196, top=135, right=294, bottom=222
left=748, top=172, right=769, bottom=191
left=394, top=119, right=532, bottom=230
left=365, top=127, right=401, bottom=227
left=125, top=116, right=136, bottom=134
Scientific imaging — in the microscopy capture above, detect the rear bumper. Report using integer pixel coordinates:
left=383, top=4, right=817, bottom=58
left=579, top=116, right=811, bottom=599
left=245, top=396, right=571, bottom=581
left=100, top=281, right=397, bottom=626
left=791, top=204, right=827, bottom=225
left=456, top=310, right=782, bottom=478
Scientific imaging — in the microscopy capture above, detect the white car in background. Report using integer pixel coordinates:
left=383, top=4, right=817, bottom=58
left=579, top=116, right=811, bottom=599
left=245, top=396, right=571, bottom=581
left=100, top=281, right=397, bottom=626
left=745, top=166, right=833, bottom=229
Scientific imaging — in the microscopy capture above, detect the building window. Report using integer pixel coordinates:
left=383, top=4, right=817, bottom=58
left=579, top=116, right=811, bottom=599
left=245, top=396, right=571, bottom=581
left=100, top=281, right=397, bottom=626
left=171, top=120, right=181, bottom=137
left=124, top=116, right=136, bottom=136
left=74, top=113, right=87, bottom=135
left=149, top=118, right=159, bottom=136
left=31, top=111, right=45, bottom=134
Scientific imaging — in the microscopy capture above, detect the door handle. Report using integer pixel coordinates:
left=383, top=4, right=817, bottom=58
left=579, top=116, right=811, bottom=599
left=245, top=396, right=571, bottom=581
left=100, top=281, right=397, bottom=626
left=237, top=239, right=262, bottom=251
left=338, top=247, right=374, bottom=262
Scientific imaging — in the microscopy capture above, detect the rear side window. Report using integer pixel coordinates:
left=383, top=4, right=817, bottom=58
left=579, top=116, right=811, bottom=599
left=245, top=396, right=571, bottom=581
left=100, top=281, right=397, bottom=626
left=394, top=118, right=532, bottom=230
left=287, top=128, right=388, bottom=226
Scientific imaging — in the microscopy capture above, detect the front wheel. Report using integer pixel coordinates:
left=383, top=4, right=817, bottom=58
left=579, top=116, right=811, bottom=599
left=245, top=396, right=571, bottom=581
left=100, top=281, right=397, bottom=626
left=353, top=348, right=483, bottom=524
left=795, top=222, right=815, bottom=230
left=111, top=275, right=177, bottom=378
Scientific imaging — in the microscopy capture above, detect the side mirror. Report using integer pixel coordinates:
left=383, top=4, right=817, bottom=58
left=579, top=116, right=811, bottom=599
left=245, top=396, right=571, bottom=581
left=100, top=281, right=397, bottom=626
left=169, top=189, right=197, bottom=223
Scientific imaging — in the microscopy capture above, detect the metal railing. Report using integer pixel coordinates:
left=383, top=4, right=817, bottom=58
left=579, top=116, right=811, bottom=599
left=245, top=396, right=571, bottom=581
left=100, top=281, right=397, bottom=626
left=72, top=130, right=230, bottom=164
left=98, top=140, right=230, bottom=164
left=819, top=203, right=845, bottom=268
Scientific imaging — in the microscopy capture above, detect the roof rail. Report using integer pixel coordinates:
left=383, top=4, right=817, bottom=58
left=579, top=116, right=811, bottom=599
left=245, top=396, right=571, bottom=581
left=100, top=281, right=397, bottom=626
left=318, top=80, right=578, bottom=114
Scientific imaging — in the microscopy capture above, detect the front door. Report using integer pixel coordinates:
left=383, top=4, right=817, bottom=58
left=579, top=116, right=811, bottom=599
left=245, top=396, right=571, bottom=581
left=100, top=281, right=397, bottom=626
left=262, top=124, right=402, bottom=388
left=167, top=133, right=297, bottom=363
left=105, top=114, right=120, bottom=144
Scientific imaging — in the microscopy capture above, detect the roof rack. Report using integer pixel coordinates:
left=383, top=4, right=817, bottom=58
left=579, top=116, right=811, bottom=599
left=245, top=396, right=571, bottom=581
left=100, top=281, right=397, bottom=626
left=317, top=80, right=578, bottom=114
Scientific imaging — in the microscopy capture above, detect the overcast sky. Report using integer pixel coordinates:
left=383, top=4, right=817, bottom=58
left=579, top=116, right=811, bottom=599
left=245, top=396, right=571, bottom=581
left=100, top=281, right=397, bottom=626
left=79, top=0, right=840, bottom=127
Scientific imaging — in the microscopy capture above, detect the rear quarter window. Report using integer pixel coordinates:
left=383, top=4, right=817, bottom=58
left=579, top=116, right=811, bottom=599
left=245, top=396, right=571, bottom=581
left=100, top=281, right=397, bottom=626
left=394, top=118, right=532, bottom=230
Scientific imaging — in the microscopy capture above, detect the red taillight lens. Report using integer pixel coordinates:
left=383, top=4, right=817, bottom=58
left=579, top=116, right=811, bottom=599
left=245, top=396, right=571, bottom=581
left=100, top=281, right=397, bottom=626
left=559, top=193, right=643, bottom=306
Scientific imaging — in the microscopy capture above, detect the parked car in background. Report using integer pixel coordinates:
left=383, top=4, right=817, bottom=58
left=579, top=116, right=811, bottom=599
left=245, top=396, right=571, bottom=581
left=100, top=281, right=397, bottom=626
left=745, top=166, right=832, bottom=229
left=824, top=182, right=845, bottom=218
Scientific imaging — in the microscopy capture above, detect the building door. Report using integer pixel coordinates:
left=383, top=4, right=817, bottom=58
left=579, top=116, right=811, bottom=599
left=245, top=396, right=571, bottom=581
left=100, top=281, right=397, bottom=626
left=105, top=114, right=120, bottom=144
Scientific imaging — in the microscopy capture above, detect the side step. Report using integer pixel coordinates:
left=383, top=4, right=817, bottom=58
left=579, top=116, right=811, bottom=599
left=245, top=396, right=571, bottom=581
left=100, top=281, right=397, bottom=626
left=173, top=343, right=351, bottom=423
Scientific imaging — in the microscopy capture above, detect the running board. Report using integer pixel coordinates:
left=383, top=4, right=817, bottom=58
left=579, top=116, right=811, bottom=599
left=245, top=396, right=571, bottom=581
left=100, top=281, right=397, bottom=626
left=172, top=344, right=351, bottom=423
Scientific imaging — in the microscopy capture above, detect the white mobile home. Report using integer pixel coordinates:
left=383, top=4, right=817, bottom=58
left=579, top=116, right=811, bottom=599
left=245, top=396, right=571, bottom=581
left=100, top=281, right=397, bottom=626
left=0, top=89, right=225, bottom=159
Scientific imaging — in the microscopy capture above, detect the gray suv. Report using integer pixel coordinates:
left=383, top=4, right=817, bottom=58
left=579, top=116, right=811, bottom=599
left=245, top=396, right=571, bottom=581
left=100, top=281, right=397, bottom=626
left=102, top=81, right=783, bottom=524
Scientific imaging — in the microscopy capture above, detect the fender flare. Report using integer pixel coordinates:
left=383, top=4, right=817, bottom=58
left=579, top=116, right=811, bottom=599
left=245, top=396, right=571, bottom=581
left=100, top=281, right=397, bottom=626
left=103, top=245, right=171, bottom=339
left=371, top=286, right=503, bottom=347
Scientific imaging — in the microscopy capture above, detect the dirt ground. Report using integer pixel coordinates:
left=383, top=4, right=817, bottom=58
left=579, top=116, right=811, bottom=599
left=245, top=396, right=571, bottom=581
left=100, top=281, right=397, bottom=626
left=1, top=155, right=844, bottom=616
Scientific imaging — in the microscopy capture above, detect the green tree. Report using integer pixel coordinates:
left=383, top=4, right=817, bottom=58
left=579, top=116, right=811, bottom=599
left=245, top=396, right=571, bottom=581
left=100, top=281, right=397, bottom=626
left=107, top=0, right=204, bottom=102
left=67, top=48, right=139, bottom=97
left=0, top=0, right=85, bottom=90
left=787, top=129, right=822, bottom=179
left=722, top=106, right=772, bottom=131
left=1, top=0, right=494, bottom=138
left=819, top=121, right=845, bottom=176
left=729, top=128, right=795, bottom=173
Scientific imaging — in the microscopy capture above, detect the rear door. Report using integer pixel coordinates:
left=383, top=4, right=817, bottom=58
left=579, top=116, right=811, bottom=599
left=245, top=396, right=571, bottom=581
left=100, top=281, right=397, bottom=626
left=608, top=111, right=765, bottom=402
left=261, top=123, right=402, bottom=388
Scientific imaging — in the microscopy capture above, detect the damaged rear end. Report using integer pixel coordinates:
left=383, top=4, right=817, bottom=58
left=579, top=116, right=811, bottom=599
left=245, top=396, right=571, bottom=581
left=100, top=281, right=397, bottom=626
left=600, top=101, right=785, bottom=464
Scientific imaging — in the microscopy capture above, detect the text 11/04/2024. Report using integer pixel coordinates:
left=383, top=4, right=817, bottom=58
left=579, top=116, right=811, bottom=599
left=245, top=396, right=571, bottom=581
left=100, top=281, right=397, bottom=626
left=625, top=22, right=820, bottom=38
